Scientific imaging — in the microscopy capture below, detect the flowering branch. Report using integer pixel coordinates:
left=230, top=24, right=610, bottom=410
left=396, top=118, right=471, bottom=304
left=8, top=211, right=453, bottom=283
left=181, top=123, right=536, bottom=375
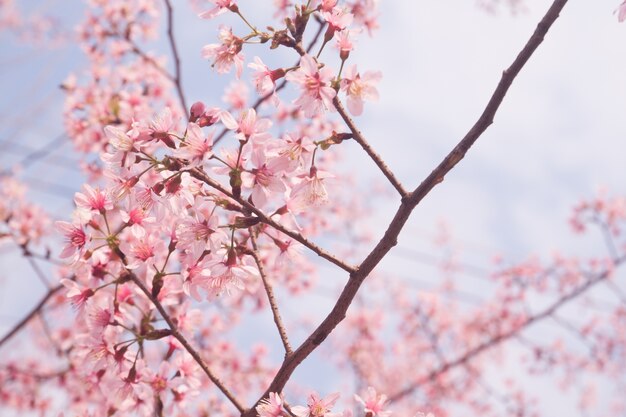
left=214, top=19, right=327, bottom=145
left=113, top=248, right=246, bottom=413
left=243, top=0, right=570, bottom=412
left=387, top=256, right=624, bottom=402
left=186, top=165, right=358, bottom=273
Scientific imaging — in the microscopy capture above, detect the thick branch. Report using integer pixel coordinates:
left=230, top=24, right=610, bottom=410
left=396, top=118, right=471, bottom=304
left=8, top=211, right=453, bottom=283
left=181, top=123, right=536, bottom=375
left=333, top=96, right=408, bottom=197
left=250, top=233, right=293, bottom=356
left=241, top=0, right=569, bottom=414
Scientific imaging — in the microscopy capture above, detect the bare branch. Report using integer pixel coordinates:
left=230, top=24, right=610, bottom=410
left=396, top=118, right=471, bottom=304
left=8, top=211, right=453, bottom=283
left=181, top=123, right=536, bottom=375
left=250, top=233, right=293, bottom=356
left=333, top=96, right=408, bottom=197
left=163, top=0, right=188, bottom=117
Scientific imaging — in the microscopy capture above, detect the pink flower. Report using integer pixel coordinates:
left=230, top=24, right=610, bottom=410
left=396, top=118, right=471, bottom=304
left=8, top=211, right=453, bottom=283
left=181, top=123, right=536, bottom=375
left=292, top=392, right=341, bottom=417
left=221, top=108, right=272, bottom=144
left=248, top=56, right=286, bottom=100
left=202, top=26, right=244, bottom=77
left=61, top=279, right=94, bottom=310
left=222, top=80, right=249, bottom=110
left=148, top=107, right=178, bottom=147
left=256, top=392, right=284, bottom=417
left=175, top=122, right=213, bottom=167
left=354, top=387, right=392, bottom=417
left=289, top=168, right=333, bottom=213
left=617, top=1, right=626, bottom=21
left=176, top=203, right=224, bottom=254
left=199, top=0, right=237, bottom=19
left=56, top=221, right=88, bottom=261
left=120, top=207, right=155, bottom=238
left=204, top=250, right=259, bottom=295
left=102, top=126, right=136, bottom=168
left=340, top=65, right=381, bottom=116
left=318, top=0, right=338, bottom=12
left=322, top=7, right=353, bottom=32
left=285, top=55, right=336, bottom=117
left=241, top=147, right=288, bottom=207
left=335, top=29, right=358, bottom=58
left=74, top=184, right=113, bottom=214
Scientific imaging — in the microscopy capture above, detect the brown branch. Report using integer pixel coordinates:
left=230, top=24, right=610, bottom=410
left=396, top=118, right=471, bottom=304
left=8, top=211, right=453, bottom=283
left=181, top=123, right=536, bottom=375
left=249, top=233, right=293, bottom=356
left=333, top=96, right=408, bottom=197
left=163, top=0, right=188, bottom=117
left=112, top=248, right=245, bottom=413
left=0, top=284, right=63, bottom=349
left=387, top=256, right=621, bottom=403
left=187, top=166, right=357, bottom=273
left=241, top=1, right=569, bottom=414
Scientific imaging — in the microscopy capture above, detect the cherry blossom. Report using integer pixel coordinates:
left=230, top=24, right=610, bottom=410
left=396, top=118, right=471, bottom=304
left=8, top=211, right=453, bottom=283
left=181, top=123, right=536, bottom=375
left=285, top=54, right=337, bottom=117
left=340, top=65, right=381, bottom=116
left=256, top=392, right=284, bottom=417
left=199, top=0, right=238, bottom=20
left=202, top=25, right=244, bottom=77
left=292, top=392, right=341, bottom=417
left=354, top=387, right=392, bottom=417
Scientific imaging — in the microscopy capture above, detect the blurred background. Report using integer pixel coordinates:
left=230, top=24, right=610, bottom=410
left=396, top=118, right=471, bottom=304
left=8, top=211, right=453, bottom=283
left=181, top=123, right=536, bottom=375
left=1, top=0, right=625, bottom=415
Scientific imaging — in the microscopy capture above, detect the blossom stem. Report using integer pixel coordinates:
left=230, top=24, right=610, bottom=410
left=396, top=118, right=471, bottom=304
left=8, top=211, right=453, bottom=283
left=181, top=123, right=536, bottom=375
left=236, top=11, right=258, bottom=34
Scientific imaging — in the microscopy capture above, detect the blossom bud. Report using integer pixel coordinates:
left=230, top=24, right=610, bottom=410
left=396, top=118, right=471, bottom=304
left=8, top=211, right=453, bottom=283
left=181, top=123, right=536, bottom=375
left=190, top=102, right=206, bottom=122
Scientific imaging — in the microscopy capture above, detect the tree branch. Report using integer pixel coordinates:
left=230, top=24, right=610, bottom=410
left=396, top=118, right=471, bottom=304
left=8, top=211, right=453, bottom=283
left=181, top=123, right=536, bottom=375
left=250, top=233, right=293, bottom=356
left=187, top=165, right=357, bottom=273
left=163, top=0, right=188, bottom=117
left=333, top=96, right=408, bottom=197
left=387, top=256, right=622, bottom=403
left=241, top=0, right=569, bottom=413
left=0, top=284, right=63, bottom=349
left=113, top=249, right=245, bottom=413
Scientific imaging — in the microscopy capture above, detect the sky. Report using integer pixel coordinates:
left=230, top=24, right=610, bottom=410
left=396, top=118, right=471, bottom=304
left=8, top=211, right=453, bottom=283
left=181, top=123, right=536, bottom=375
left=1, top=0, right=625, bottom=415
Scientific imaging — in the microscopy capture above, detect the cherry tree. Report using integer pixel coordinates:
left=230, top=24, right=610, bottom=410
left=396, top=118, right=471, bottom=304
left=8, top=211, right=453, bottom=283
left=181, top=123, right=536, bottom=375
left=1, top=1, right=626, bottom=417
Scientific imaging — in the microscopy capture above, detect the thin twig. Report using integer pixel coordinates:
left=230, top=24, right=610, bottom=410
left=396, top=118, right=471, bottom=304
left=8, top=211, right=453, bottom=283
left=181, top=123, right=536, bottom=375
left=241, top=1, right=569, bottom=413
left=0, top=284, right=63, bottom=349
left=25, top=256, right=51, bottom=288
left=250, top=233, right=293, bottom=356
left=163, top=0, right=188, bottom=117
left=333, top=96, right=408, bottom=197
